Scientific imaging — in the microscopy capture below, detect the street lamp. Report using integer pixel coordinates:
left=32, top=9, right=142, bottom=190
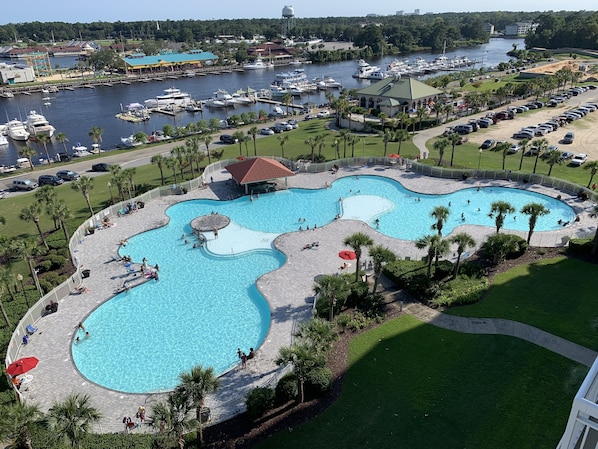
left=17, top=274, right=29, bottom=309
left=478, top=148, right=483, bottom=171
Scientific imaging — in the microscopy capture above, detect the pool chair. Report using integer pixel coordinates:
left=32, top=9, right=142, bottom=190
left=26, top=324, right=38, bottom=335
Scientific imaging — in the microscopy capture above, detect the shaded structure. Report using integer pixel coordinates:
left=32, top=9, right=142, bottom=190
left=225, top=157, right=295, bottom=194
left=190, top=214, right=230, bottom=233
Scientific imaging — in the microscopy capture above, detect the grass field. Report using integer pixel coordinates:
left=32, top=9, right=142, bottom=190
left=257, top=314, right=584, bottom=449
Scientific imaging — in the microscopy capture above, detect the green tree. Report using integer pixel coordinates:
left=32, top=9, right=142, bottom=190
left=18, top=146, right=37, bottom=171
left=520, top=202, right=550, bottom=245
left=151, top=154, right=166, bottom=186
left=150, top=393, right=196, bottom=449
left=248, top=126, right=259, bottom=156
left=415, top=234, right=449, bottom=279
left=71, top=176, right=95, bottom=218
left=518, top=138, right=530, bottom=171
left=46, top=393, right=102, bottom=449
left=276, top=342, right=326, bottom=403
left=177, top=365, right=220, bottom=448
left=203, top=135, right=213, bottom=165
left=490, top=201, right=515, bottom=234
left=233, top=130, right=245, bottom=156
left=0, top=401, right=43, bottom=449
left=339, top=129, right=350, bottom=158
left=19, top=203, right=49, bottom=250
left=532, top=138, right=548, bottom=174
left=482, top=233, right=520, bottom=265
left=448, top=232, right=476, bottom=279
left=380, top=129, right=393, bottom=157
left=584, top=160, right=598, bottom=188
left=368, top=244, right=396, bottom=294
left=495, top=140, right=511, bottom=170
left=35, top=134, right=52, bottom=165
left=277, top=134, right=288, bottom=159
left=165, top=156, right=180, bottom=185
left=313, top=274, right=350, bottom=322
left=281, top=92, right=293, bottom=115
left=47, top=199, right=72, bottom=242
left=35, top=185, right=58, bottom=229
left=133, top=131, right=147, bottom=145
left=88, top=126, right=104, bottom=157
left=14, top=237, right=43, bottom=296
left=544, top=148, right=562, bottom=176
left=447, top=133, right=461, bottom=167
left=431, top=205, right=450, bottom=237
left=293, top=318, right=337, bottom=354
left=304, top=137, right=317, bottom=162
left=434, top=137, right=449, bottom=166
left=343, top=232, right=374, bottom=282
left=55, top=132, right=69, bottom=155
left=394, top=129, right=409, bottom=155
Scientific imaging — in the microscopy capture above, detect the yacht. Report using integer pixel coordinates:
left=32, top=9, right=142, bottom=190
left=0, top=134, right=8, bottom=146
left=243, top=56, right=274, bottom=70
left=204, top=90, right=236, bottom=108
left=25, top=110, right=56, bottom=137
left=314, top=76, right=342, bottom=89
left=273, top=69, right=308, bottom=87
left=185, top=102, right=202, bottom=113
left=6, top=119, right=30, bottom=141
left=367, top=71, right=390, bottom=81
left=144, top=87, right=192, bottom=108
left=71, top=144, right=92, bottom=157
left=0, top=91, right=14, bottom=99
left=352, top=60, right=381, bottom=79
left=120, top=135, right=144, bottom=148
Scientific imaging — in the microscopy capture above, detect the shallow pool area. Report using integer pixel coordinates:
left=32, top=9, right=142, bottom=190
left=72, top=175, right=576, bottom=393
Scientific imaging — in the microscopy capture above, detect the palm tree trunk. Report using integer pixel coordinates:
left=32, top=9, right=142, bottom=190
left=85, top=195, right=94, bottom=218
left=28, top=259, right=43, bottom=296
left=453, top=253, right=462, bottom=279
left=159, top=167, right=165, bottom=186
left=196, top=406, right=203, bottom=448
left=0, top=299, right=10, bottom=326
left=61, top=219, right=70, bottom=241
left=34, top=221, right=49, bottom=250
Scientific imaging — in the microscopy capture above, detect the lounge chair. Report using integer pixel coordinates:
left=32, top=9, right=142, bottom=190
left=26, top=324, right=38, bottom=335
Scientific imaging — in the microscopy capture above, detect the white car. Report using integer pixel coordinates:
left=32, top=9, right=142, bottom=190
left=260, top=128, right=274, bottom=135
left=316, top=110, right=330, bottom=118
left=570, top=154, right=588, bottom=166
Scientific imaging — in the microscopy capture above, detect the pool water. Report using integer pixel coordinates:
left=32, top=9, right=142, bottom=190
left=72, top=175, right=575, bottom=393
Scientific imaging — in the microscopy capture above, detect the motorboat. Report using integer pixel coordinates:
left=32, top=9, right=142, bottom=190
left=288, top=59, right=303, bottom=66
left=231, top=93, right=254, bottom=106
left=72, top=144, right=92, bottom=157
left=6, top=119, right=30, bottom=141
left=25, top=110, right=56, bottom=137
left=147, top=130, right=170, bottom=143
left=204, top=90, right=236, bottom=108
left=0, top=91, right=14, bottom=99
left=185, top=102, right=202, bottom=113
left=0, top=134, right=8, bottom=146
left=313, top=76, right=342, bottom=89
left=90, top=143, right=103, bottom=154
left=116, top=103, right=151, bottom=122
left=144, top=87, right=192, bottom=108
left=366, top=71, right=390, bottom=81
left=352, top=60, right=381, bottom=79
left=243, top=56, right=274, bottom=70
left=273, top=69, right=308, bottom=87
left=120, top=135, right=143, bottom=148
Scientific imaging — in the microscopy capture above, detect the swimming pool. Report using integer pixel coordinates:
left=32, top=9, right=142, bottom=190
left=72, top=175, right=575, bottom=393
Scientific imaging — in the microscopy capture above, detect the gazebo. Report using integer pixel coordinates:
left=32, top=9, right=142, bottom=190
left=225, top=157, right=295, bottom=194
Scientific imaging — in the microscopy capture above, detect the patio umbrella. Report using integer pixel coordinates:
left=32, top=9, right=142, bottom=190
left=338, top=250, right=356, bottom=260
left=6, top=357, right=39, bottom=376
left=388, top=154, right=401, bottom=158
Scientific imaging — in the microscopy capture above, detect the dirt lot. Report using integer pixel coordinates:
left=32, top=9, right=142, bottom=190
left=463, top=92, right=598, bottom=160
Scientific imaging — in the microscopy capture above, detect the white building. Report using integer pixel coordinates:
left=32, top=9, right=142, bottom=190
left=0, top=62, right=35, bottom=85
left=505, top=22, right=537, bottom=36
left=558, top=356, right=598, bottom=449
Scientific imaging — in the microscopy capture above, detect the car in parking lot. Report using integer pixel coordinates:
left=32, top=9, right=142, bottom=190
left=91, top=163, right=112, bottom=172
left=219, top=134, right=238, bottom=144
left=513, top=130, right=534, bottom=139
left=562, top=132, right=575, bottom=144
left=11, top=179, right=38, bottom=191
left=570, top=153, right=587, bottom=166
left=316, top=110, right=330, bottom=118
left=38, top=175, right=64, bottom=186
left=260, top=128, right=274, bottom=135
left=287, top=119, right=299, bottom=129
left=56, top=170, right=80, bottom=181
left=453, top=124, right=473, bottom=134
left=559, top=151, right=574, bottom=161
left=507, top=143, right=522, bottom=154
left=273, top=122, right=293, bottom=132
left=476, top=118, right=493, bottom=128
left=480, top=139, right=495, bottom=149
left=304, top=114, right=317, bottom=121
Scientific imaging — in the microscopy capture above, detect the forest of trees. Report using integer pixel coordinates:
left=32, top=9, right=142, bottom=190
left=525, top=11, right=598, bottom=50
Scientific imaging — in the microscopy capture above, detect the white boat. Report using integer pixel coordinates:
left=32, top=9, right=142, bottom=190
left=148, top=130, right=170, bottom=143
left=120, top=135, right=143, bottom=148
left=72, top=144, right=92, bottom=157
left=90, top=143, right=103, bottom=154
left=185, top=103, right=202, bottom=113
left=352, top=60, right=381, bottom=79
left=25, top=110, right=56, bottom=137
left=6, top=119, right=30, bottom=141
left=231, top=93, right=254, bottom=106
left=144, top=87, right=192, bottom=108
left=0, top=91, right=14, bottom=99
left=273, top=69, right=308, bottom=87
left=204, top=90, right=236, bottom=108
left=243, top=56, right=274, bottom=70
left=288, top=59, right=303, bottom=66
left=0, top=134, right=8, bottom=146
left=314, top=76, right=342, bottom=89
left=366, top=71, right=390, bottom=81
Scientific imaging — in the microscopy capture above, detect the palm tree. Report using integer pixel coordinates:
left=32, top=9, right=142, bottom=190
left=532, top=138, right=548, bottom=174
left=18, top=147, right=37, bottom=171
left=248, top=126, right=259, bottom=156
left=170, top=146, right=186, bottom=181
left=520, top=202, right=550, bottom=245
left=0, top=401, right=43, bottom=449
left=434, top=138, right=449, bottom=166
left=71, top=176, right=95, bottom=218
left=343, top=232, right=374, bottom=282
left=46, top=393, right=101, bottom=449
left=0, top=265, right=16, bottom=303
left=415, top=234, right=449, bottom=279
left=0, top=273, right=12, bottom=326
left=449, top=233, right=476, bottom=279
left=177, top=365, right=220, bottom=448
left=48, top=199, right=72, bottom=242
left=584, top=161, right=598, bottom=188
left=276, top=342, right=326, bottom=403
left=368, top=245, right=396, bottom=294
left=293, top=318, right=337, bottom=354
left=151, top=393, right=196, bottom=449
left=233, top=130, right=245, bottom=156
left=36, top=133, right=52, bottom=165
left=165, top=157, right=180, bottom=185
left=544, top=147, right=562, bottom=176
left=19, top=203, right=49, bottom=250
left=490, top=201, right=515, bottom=233
left=151, top=154, right=166, bottom=185
left=431, top=205, right=450, bottom=237
left=380, top=129, right=393, bottom=157
left=55, top=132, right=69, bottom=155
left=15, top=237, right=43, bottom=296
left=281, top=92, right=293, bottom=115
left=304, top=137, right=317, bottom=162
left=315, top=133, right=326, bottom=158
left=313, top=274, right=350, bottom=321
left=203, top=135, right=213, bottom=165
left=394, top=129, right=409, bottom=155
left=35, top=185, right=58, bottom=229
left=277, top=134, right=288, bottom=158
left=88, top=126, right=104, bottom=157
left=339, top=129, right=350, bottom=158
left=416, top=106, right=428, bottom=130
left=122, top=168, right=137, bottom=198
left=447, top=133, right=461, bottom=167
left=495, top=140, right=511, bottom=170
left=518, top=138, right=530, bottom=171
left=348, top=134, right=359, bottom=158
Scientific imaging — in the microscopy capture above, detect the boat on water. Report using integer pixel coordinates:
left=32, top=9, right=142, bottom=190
left=25, top=110, right=56, bottom=137
left=243, top=56, right=274, bottom=70
left=204, top=89, right=236, bottom=108
left=185, top=102, right=202, bottom=113
left=0, top=91, right=14, bottom=99
left=6, top=119, right=30, bottom=141
left=144, top=87, right=192, bottom=108
left=273, top=69, right=308, bottom=87
left=352, top=60, right=381, bottom=79
left=120, top=135, right=144, bottom=148
left=116, top=103, right=151, bottom=123
left=314, top=76, right=342, bottom=89
left=72, top=144, right=92, bottom=157
left=90, top=143, right=103, bottom=154
left=147, top=130, right=170, bottom=143
left=288, top=59, right=303, bottom=66
left=0, top=134, right=8, bottom=146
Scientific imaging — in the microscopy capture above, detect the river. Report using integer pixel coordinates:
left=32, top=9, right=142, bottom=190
left=0, top=38, right=523, bottom=167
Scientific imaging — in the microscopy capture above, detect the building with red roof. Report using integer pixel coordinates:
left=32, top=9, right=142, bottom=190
left=225, top=157, right=295, bottom=194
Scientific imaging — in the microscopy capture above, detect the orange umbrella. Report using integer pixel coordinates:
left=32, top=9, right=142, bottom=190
left=388, top=153, right=401, bottom=158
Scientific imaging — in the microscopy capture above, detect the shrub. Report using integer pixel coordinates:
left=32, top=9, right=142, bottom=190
left=357, top=293, right=385, bottom=318
left=431, top=275, right=489, bottom=307
left=46, top=254, right=68, bottom=270
left=568, top=238, right=593, bottom=256
left=344, top=281, right=369, bottom=308
left=305, top=366, right=332, bottom=397
left=482, top=233, right=528, bottom=265
left=275, top=372, right=298, bottom=405
left=39, top=279, right=53, bottom=294
left=37, top=260, right=53, bottom=273
left=384, top=260, right=427, bottom=288
left=335, top=313, right=351, bottom=331
left=433, top=260, right=454, bottom=280
left=245, top=387, right=275, bottom=420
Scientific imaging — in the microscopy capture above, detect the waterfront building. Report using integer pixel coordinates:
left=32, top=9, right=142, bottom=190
left=0, top=62, right=36, bottom=84
left=122, top=50, right=219, bottom=75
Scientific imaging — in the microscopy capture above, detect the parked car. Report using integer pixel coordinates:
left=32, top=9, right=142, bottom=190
left=11, top=179, right=38, bottom=191
left=304, top=114, right=317, bottom=121
left=287, top=119, right=299, bottom=129
left=316, top=110, right=330, bottom=118
left=513, top=130, right=534, bottom=139
left=91, top=163, right=112, bottom=172
left=570, top=153, right=587, bottom=166
left=508, top=143, right=522, bottom=154
left=562, top=132, right=575, bottom=144
left=480, top=139, right=495, bottom=149
left=476, top=118, right=492, bottom=128
left=38, top=175, right=64, bottom=186
left=559, top=151, right=574, bottom=161
left=220, top=134, right=237, bottom=144
left=260, top=128, right=274, bottom=135
left=274, top=122, right=293, bottom=132
left=453, top=124, right=473, bottom=134
left=56, top=170, right=80, bottom=181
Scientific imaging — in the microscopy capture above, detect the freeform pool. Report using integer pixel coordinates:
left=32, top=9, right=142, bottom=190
left=72, top=175, right=575, bottom=393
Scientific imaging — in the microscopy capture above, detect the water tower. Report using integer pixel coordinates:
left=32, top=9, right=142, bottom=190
left=282, top=5, right=296, bottom=37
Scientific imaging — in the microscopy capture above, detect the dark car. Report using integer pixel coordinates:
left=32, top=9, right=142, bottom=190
left=480, top=139, right=495, bottom=150
left=219, top=134, right=237, bottom=144
left=91, top=163, right=112, bottom=172
left=38, top=175, right=64, bottom=186
left=56, top=170, right=80, bottom=181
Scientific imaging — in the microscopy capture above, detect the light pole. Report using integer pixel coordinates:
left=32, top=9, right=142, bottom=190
left=17, top=274, right=29, bottom=308
left=478, top=148, right=483, bottom=171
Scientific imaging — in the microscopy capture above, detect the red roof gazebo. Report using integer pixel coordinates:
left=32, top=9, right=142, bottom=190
left=225, top=157, right=295, bottom=194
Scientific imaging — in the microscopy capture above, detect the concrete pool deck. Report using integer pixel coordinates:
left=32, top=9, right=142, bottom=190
left=14, top=164, right=598, bottom=433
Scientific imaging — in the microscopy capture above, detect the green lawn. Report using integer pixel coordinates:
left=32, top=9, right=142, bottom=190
left=258, top=315, right=584, bottom=449
left=445, top=257, right=598, bottom=350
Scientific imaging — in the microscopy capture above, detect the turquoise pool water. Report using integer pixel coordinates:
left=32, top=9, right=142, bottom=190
left=72, top=175, right=575, bottom=393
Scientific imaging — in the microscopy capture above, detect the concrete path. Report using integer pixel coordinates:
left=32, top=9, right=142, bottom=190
left=404, top=303, right=598, bottom=367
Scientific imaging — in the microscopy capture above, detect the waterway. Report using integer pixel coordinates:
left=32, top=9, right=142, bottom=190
left=0, top=38, right=523, bottom=167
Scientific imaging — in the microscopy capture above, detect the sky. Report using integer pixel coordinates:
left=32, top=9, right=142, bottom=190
left=1, top=1, right=596, bottom=25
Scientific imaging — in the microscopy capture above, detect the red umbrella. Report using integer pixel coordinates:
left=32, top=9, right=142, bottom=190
left=338, top=250, right=356, bottom=260
left=387, top=153, right=401, bottom=158
left=6, top=357, right=39, bottom=377
left=236, top=156, right=246, bottom=160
